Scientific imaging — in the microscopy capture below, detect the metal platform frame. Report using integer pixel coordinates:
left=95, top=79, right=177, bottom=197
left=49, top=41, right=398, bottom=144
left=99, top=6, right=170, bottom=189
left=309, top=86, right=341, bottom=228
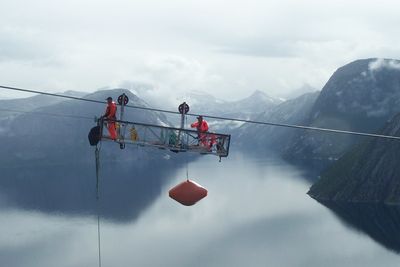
left=100, top=118, right=231, bottom=158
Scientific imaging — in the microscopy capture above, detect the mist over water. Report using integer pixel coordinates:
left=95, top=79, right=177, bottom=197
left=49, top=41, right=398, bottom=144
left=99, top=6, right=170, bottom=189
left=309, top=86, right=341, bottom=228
left=0, top=153, right=399, bottom=267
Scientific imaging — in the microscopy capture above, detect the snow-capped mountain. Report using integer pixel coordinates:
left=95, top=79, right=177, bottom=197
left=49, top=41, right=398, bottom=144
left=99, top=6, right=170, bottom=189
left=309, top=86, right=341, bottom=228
left=184, top=90, right=283, bottom=132
left=187, top=89, right=281, bottom=117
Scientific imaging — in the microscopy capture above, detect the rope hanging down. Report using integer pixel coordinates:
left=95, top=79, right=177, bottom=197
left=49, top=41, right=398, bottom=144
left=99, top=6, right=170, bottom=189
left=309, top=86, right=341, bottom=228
left=185, top=114, right=189, bottom=181
left=2, top=85, right=400, bottom=141
left=95, top=146, right=101, bottom=200
left=95, top=145, right=102, bottom=267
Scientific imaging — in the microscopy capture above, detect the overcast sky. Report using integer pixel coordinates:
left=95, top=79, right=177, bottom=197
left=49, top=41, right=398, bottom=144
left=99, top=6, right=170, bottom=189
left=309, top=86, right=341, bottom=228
left=1, top=0, right=400, bottom=104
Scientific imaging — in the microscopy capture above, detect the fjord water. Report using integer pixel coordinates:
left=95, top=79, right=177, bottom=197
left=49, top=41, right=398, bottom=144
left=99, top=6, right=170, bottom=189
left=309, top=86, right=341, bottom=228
left=0, top=153, right=399, bottom=267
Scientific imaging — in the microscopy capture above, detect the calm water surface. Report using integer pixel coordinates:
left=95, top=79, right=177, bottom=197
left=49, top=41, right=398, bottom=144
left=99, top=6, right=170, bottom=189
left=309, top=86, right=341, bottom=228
left=0, top=153, right=399, bottom=267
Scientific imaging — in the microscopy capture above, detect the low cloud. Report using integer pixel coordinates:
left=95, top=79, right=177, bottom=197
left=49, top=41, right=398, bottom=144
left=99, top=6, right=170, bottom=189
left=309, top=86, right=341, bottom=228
left=118, top=55, right=224, bottom=108
left=369, top=58, right=400, bottom=72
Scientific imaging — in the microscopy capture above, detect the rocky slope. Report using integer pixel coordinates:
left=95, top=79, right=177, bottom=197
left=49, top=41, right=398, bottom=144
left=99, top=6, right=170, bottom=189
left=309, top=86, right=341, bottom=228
left=308, top=112, right=400, bottom=203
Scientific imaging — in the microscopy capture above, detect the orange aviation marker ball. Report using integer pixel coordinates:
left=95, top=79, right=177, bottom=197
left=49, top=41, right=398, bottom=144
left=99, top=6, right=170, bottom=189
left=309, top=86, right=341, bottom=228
left=169, top=180, right=208, bottom=206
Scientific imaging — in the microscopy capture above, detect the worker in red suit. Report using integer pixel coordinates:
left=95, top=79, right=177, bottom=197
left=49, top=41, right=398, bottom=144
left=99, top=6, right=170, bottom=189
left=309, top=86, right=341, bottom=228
left=102, top=96, right=117, bottom=140
left=191, top=115, right=209, bottom=147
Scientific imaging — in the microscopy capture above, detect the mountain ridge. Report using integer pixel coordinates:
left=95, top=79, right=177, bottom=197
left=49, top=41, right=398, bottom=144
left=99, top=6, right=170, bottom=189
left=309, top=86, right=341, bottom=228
left=283, top=58, right=400, bottom=169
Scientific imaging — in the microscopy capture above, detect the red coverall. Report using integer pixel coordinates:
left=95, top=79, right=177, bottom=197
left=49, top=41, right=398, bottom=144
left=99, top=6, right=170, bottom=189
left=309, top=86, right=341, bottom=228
left=104, top=101, right=117, bottom=140
left=191, top=119, right=209, bottom=146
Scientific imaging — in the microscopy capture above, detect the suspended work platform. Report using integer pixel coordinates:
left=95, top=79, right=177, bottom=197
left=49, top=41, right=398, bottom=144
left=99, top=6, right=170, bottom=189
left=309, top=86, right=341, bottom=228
left=100, top=118, right=231, bottom=158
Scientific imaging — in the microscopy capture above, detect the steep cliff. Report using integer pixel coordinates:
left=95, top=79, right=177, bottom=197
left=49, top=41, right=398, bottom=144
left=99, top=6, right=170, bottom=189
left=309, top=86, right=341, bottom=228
left=308, top=113, right=400, bottom=203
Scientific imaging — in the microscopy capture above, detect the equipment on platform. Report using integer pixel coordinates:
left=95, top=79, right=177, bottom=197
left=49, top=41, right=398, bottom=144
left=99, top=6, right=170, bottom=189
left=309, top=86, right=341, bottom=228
left=88, top=98, right=230, bottom=207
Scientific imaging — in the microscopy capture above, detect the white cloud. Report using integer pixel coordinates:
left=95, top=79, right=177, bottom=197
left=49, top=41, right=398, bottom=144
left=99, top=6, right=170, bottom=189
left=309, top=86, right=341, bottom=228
left=117, top=55, right=225, bottom=107
left=0, top=0, right=400, bottom=101
left=369, top=58, right=400, bottom=72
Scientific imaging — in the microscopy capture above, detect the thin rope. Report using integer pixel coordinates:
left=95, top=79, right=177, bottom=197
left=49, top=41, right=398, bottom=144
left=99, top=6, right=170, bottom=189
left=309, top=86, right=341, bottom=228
left=97, top=213, right=101, bottom=267
left=2, top=84, right=400, bottom=141
left=95, top=145, right=102, bottom=267
left=185, top=114, right=189, bottom=181
left=95, top=146, right=101, bottom=200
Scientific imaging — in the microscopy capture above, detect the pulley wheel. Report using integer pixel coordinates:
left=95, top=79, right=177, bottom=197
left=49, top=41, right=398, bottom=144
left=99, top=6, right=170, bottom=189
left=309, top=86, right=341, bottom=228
left=118, top=94, right=129, bottom=105
left=178, top=103, right=190, bottom=114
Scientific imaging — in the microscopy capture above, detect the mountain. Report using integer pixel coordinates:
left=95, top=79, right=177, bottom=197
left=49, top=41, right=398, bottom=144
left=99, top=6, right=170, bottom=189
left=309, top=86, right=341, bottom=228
left=235, top=91, right=320, bottom=154
left=226, top=90, right=283, bottom=116
left=0, top=89, right=187, bottom=221
left=308, top=113, right=400, bottom=203
left=1, top=89, right=172, bottom=164
left=185, top=90, right=283, bottom=132
left=283, top=58, right=400, bottom=168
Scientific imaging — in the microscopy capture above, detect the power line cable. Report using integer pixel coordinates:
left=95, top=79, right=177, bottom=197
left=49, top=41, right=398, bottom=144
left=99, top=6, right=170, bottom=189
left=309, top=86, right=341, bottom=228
left=2, top=85, right=400, bottom=140
left=193, top=114, right=400, bottom=140
left=0, top=85, right=180, bottom=115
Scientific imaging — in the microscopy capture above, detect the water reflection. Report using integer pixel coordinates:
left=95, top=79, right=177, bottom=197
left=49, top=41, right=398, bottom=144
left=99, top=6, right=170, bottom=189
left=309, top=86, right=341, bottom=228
left=315, top=200, right=400, bottom=254
left=0, top=159, right=181, bottom=222
left=1, top=155, right=400, bottom=267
